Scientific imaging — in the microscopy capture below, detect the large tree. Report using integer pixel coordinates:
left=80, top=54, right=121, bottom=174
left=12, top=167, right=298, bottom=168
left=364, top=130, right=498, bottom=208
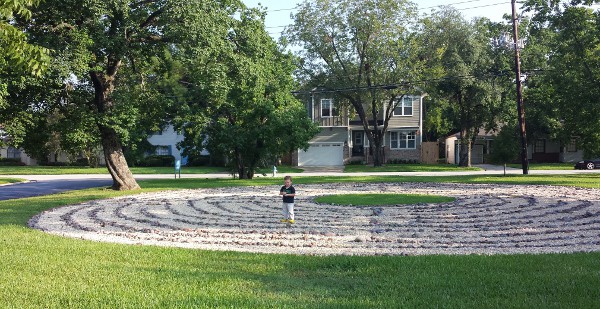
left=419, top=8, right=511, bottom=166
left=522, top=0, right=600, bottom=157
left=9, top=0, right=240, bottom=189
left=177, top=7, right=318, bottom=179
left=285, top=0, right=425, bottom=166
left=0, top=0, right=49, bottom=106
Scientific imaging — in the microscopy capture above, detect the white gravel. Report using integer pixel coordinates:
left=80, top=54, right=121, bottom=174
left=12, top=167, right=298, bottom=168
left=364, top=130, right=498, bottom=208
left=29, top=183, right=600, bottom=256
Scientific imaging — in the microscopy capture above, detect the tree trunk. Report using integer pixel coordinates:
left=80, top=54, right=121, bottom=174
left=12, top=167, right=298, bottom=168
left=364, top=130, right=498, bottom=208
left=100, top=125, right=140, bottom=190
left=236, top=151, right=251, bottom=179
left=90, top=64, right=140, bottom=190
left=372, top=134, right=384, bottom=166
left=457, top=93, right=472, bottom=167
left=458, top=129, right=472, bottom=167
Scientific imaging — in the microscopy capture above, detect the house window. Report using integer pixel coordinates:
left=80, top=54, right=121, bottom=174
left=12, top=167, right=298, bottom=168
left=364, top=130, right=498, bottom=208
left=7, top=147, right=21, bottom=159
left=534, top=139, right=545, bottom=153
left=321, top=99, right=338, bottom=117
left=393, top=96, right=414, bottom=116
left=354, top=132, right=363, bottom=146
left=390, top=131, right=416, bottom=149
left=155, top=146, right=170, bottom=156
left=567, top=139, right=577, bottom=152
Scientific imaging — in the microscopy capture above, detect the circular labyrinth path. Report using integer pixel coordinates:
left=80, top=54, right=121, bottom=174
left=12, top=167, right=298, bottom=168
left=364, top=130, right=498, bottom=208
left=29, top=183, right=600, bottom=256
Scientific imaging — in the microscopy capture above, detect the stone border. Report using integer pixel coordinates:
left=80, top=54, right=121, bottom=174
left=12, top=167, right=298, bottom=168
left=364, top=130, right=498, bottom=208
left=29, top=183, right=600, bottom=256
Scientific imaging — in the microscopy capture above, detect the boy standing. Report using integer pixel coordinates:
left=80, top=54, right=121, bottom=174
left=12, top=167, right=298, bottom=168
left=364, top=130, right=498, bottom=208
left=279, top=175, right=296, bottom=223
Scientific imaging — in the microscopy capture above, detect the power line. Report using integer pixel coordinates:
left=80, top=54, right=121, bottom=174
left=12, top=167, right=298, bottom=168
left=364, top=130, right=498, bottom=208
left=259, top=1, right=513, bottom=33
left=420, top=0, right=508, bottom=10
left=254, top=0, right=509, bottom=14
left=291, top=71, right=516, bottom=95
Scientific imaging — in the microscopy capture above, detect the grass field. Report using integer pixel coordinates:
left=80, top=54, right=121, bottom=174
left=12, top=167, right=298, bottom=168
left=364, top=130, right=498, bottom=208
left=0, top=165, right=303, bottom=175
left=1, top=175, right=600, bottom=307
left=0, top=163, right=575, bottom=176
left=506, top=162, right=576, bottom=170
left=343, top=164, right=481, bottom=173
left=0, top=178, right=25, bottom=185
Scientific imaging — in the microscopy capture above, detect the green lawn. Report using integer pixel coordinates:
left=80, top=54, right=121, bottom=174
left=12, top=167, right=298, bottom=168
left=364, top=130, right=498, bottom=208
left=344, top=163, right=481, bottom=173
left=1, top=175, right=600, bottom=307
left=507, top=162, right=576, bottom=170
left=0, top=165, right=302, bottom=175
left=0, top=178, right=25, bottom=185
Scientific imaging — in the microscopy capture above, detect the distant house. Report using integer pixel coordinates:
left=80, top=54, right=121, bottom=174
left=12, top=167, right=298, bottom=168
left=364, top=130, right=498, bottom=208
left=530, top=137, right=583, bottom=163
left=1, top=124, right=192, bottom=166
left=146, top=125, right=188, bottom=164
left=293, top=93, right=426, bottom=166
left=443, top=130, right=583, bottom=164
left=443, top=129, right=497, bottom=165
left=0, top=145, right=37, bottom=165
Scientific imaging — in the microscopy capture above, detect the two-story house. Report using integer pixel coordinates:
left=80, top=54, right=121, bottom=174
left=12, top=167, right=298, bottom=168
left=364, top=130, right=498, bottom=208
left=294, top=93, right=425, bottom=166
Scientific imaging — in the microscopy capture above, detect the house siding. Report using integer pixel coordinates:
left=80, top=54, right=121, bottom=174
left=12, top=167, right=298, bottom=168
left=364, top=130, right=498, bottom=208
left=299, top=92, right=425, bottom=166
left=385, top=145, right=422, bottom=162
left=147, top=125, right=186, bottom=161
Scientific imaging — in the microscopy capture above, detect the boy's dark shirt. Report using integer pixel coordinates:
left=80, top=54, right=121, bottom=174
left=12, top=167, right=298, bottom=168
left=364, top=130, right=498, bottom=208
left=280, top=185, right=295, bottom=203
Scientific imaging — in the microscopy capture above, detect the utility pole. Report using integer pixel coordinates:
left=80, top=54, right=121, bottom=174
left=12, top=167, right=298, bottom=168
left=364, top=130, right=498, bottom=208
left=512, top=0, right=529, bottom=174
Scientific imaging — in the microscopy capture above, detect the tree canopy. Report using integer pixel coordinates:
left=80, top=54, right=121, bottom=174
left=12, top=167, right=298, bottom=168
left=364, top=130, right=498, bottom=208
left=0, top=0, right=49, bottom=106
left=285, top=0, right=425, bottom=166
left=522, top=0, right=600, bottom=157
left=5, top=0, right=244, bottom=189
left=176, top=7, right=318, bottom=179
left=419, top=8, right=512, bottom=166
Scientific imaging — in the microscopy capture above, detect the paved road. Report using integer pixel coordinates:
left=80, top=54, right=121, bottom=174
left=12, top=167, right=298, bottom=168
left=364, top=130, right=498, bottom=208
left=0, top=164, right=598, bottom=201
left=0, top=178, right=113, bottom=201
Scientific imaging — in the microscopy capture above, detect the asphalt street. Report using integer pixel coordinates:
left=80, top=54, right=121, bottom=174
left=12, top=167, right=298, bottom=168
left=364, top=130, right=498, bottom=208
left=0, top=178, right=113, bottom=201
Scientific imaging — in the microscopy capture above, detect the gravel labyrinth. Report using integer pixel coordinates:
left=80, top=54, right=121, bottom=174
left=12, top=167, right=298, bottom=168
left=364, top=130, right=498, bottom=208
left=30, top=183, right=600, bottom=256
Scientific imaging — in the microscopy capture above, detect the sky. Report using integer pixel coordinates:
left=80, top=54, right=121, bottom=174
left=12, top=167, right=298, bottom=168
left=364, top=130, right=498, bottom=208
left=242, top=0, right=516, bottom=39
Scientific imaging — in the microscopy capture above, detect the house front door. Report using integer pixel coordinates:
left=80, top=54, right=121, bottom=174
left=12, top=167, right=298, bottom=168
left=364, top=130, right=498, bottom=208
left=352, top=131, right=364, bottom=156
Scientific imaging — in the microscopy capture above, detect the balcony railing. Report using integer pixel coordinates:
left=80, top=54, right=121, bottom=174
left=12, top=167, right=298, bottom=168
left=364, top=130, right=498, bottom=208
left=318, top=116, right=347, bottom=127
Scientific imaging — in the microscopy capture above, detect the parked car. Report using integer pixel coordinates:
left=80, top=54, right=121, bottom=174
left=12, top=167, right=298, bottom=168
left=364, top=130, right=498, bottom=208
left=574, top=158, right=600, bottom=170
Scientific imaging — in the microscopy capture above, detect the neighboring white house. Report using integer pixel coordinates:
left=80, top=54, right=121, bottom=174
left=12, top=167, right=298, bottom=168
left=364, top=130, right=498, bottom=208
left=0, top=146, right=37, bottom=165
left=295, top=93, right=425, bottom=166
left=146, top=125, right=187, bottom=163
left=1, top=124, right=194, bottom=166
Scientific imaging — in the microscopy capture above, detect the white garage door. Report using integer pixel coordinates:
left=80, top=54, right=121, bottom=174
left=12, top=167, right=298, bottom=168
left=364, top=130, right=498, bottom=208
left=298, top=143, right=344, bottom=166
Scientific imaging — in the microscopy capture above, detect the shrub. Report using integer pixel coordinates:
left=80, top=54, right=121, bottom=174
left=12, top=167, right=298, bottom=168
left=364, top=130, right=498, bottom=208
left=139, top=155, right=175, bottom=167
left=0, top=158, right=24, bottom=166
left=185, top=155, right=211, bottom=167
left=42, top=161, right=69, bottom=166
left=387, top=158, right=419, bottom=164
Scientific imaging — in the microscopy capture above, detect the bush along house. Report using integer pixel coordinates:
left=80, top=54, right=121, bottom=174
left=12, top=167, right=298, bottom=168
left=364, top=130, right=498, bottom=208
left=292, top=92, right=426, bottom=167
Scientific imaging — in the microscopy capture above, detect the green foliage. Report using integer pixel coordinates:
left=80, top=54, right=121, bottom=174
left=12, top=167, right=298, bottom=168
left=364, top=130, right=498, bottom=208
left=419, top=7, right=512, bottom=167
left=285, top=0, right=423, bottom=166
left=0, top=158, right=23, bottom=166
left=343, top=163, right=480, bottom=173
left=1, top=176, right=600, bottom=307
left=489, top=124, right=520, bottom=164
left=3, top=0, right=251, bottom=189
left=138, top=155, right=175, bottom=167
left=0, top=0, right=50, bottom=80
left=177, top=6, right=318, bottom=179
left=522, top=1, right=600, bottom=157
left=0, top=165, right=233, bottom=174
left=0, top=0, right=50, bottom=116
